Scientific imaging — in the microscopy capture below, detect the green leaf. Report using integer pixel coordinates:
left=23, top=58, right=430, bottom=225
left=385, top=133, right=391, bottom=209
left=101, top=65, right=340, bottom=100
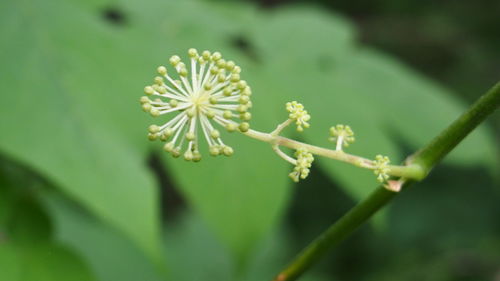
left=162, top=210, right=332, bottom=281
left=0, top=0, right=162, bottom=263
left=40, top=191, right=165, bottom=281
left=330, top=49, right=498, bottom=168
left=4, top=192, right=52, bottom=245
left=0, top=243, right=95, bottom=281
left=0, top=158, right=53, bottom=246
left=163, top=212, right=234, bottom=281
left=0, top=163, right=95, bottom=281
left=161, top=134, right=290, bottom=258
left=249, top=6, right=355, bottom=63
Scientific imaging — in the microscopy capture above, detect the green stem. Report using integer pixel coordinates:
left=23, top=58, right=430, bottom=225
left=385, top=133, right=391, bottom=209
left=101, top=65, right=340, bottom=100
left=243, top=129, right=425, bottom=180
left=273, top=186, right=400, bottom=281
left=272, top=81, right=500, bottom=281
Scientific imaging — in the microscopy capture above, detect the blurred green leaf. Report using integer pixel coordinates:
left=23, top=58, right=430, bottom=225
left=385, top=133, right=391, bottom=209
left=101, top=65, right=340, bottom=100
left=162, top=210, right=332, bottom=281
left=311, top=48, right=497, bottom=198
left=242, top=226, right=293, bottom=281
left=161, top=135, right=290, bottom=259
left=0, top=0, right=162, bottom=263
left=0, top=0, right=292, bottom=263
left=0, top=244, right=21, bottom=281
left=42, top=191, right=321, bottom=281
left=162, top=209, right=332, bottom=281
left=331, top=49, right=498, bottom=167
left=249, top=6, right=355, bottom=63
left=163, top=212, right=234, bottom=281
left=0, top=181, right=15, bottom=230
left=0, top=164, right=95, bottom=281
left=0, top=243, right=95, bottom=281
left=0, top=160, right=52, bottom=246
left=5, top=193, right=52, bottom=245
left=41, top=191, right=164, bottom=281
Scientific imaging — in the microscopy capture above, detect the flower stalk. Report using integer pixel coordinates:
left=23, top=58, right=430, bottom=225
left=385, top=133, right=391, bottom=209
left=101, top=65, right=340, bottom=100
left=243, top=129, right=426, bottom=181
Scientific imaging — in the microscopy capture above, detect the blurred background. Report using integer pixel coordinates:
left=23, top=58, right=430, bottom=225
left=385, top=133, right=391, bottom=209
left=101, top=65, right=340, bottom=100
left=0, top=0, right=499, bottom=280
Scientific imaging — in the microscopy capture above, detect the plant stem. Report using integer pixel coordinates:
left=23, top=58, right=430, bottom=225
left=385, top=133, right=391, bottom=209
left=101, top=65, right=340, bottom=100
left=243, top=129, right=426, bottom=180
left=271, top=81, right=500, bottom=281
left=273, top=185, right=401, bottom=281
left=272, top=144, right=297, bottom=165
left=271, top=119, right=293, bottom=136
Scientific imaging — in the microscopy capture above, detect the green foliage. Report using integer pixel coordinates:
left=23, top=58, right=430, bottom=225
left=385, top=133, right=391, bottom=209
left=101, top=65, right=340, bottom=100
left=0, top=0, right=162, bottom=263
left=0, top=243, right=95, bottom=281
left=0, top=167, right=94, bottom=281
left=41, top=191, right=164, bottom=281
left=162, top=138, right=290, bottom=258
left=0, top=0, right=498, bottom=280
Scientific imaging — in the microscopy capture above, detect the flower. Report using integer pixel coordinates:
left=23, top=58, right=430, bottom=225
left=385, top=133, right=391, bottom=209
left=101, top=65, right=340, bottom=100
left=329, top=124, right=355, bottom=151
left=289, top=148, right=314, bottom=182
left=373, top=155, right=390, bottom=182
left=140, top=49, right=252, bottom=161
left=286, top=101, right=311, bottom=132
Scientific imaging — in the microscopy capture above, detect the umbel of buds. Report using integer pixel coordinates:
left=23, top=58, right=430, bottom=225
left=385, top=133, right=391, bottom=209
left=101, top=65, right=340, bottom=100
left=286, top=101, right=311, bottom=132
left=373, top=155, right=391, bottom=182
left=289, top=148, right=314, bottom=182
left=140, top=49, right=252, bottom=161
left=329, top=124, right=355, bottom=151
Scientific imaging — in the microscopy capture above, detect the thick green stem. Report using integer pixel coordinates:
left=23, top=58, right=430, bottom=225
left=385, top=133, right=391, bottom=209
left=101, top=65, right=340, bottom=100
left=273, top=186, right=399, bottom=281
left=272, top=81, right=500, bottom=281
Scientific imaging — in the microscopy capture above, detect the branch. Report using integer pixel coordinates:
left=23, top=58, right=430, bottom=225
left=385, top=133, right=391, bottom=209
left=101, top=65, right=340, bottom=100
left=243, top=130, right=426, bottom=181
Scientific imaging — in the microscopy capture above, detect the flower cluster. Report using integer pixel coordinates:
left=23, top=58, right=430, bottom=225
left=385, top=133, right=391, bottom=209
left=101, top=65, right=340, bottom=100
left=329, top=124, right=355, bottom=150
left=140, top=49, right=252, bottom=161
left=289, top=148, right=314, bottom=182
left=373, top=155, right=390, bottom=182
left=286, top=101, right=311, bottom=132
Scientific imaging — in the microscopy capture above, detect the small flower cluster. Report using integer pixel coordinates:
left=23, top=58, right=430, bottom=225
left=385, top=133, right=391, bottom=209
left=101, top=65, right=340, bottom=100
left=329, top=124, right=355, bottom=150
left=286, top=101, right=311, bottom=132
left=289, top=148, right=314, bottom=182
left=373, top=155, right=390, bottom=182
left=140, top=49, right=252, bottom=161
